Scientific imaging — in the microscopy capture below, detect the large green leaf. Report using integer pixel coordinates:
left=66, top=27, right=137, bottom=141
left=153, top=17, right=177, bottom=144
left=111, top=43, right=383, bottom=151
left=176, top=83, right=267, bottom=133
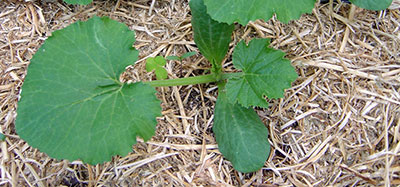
left=63, top=0, right=93, bottom=5
left=214, top=83, right=270, bottom=173
left=226, top=39, right=297, bottom=108
left=16, top=16, right=161, bottom=164
left=190, top=0, right=234, bottom=72
left=350, top=0, right=392, bottom=10
left=203, top=0, right=316, bottom=25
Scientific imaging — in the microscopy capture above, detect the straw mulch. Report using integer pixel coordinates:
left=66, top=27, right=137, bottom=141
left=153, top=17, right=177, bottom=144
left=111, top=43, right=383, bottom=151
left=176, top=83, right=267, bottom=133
left=1, top=0, right=399, bottom=186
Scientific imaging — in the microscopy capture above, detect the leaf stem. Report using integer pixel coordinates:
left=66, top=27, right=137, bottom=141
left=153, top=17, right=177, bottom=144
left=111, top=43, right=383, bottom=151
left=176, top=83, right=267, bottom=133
left=221, top=72, right=243, bottom=80
left=144, top=72, right=242, bottom=87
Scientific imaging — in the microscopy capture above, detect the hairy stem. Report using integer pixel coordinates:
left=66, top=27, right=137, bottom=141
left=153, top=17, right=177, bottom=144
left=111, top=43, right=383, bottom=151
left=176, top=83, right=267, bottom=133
left=144, top=72, right=242, bottom=87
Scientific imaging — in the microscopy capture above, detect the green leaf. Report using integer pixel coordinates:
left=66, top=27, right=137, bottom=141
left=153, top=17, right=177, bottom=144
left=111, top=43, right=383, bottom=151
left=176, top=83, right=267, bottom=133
left=146, top=56, right=168, bottom=80
left=145, top=56, right=166, bottom=71
left=15, top=16, right=161, bottom=164
left=155, top=68, right=168, bottom=80
left=166, top=56, right=180, bottom=61
left=190, top=0, right=234, bottom=70
left=203, top=0, right=316, bottom=25
left=181, top=51, right=197, bottom=59
left=0, top=133, right=5, bottom=141
left=154, top=56, right=166, bottom=66
left=226, top=38, right=298, bottom=108
left=63, top=0, right=92, bottom=5
left=350, top=0, right=392, bottom=10
left=146, top=58, right=157, bottom=72
left=214, top=83, right=270, bottom=173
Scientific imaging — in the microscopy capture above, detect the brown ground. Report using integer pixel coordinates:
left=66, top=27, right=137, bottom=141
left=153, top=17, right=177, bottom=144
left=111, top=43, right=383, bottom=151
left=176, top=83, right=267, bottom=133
left=1, top=0, right=400, bottom=186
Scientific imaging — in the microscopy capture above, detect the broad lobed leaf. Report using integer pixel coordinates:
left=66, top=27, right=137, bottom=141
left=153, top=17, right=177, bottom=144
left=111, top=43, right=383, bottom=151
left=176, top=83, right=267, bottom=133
left=190, top=0, right=234, bottom=70
left=16, top=16, right=161, bottom=164
left=203, top=0, right=316, bottom=25
left=214, top=83, right=270, bottom=173
left=226, top=38, right=298, bottom=108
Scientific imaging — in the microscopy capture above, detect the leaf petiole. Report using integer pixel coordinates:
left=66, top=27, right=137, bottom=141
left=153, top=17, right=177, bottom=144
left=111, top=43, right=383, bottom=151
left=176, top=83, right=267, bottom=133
left=144, top=72, right=242, bottom=87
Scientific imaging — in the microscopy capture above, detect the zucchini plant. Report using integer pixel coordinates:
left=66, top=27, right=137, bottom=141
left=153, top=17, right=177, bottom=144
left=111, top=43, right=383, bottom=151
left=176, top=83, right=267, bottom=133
left=16, top=0, right=314, bottom=173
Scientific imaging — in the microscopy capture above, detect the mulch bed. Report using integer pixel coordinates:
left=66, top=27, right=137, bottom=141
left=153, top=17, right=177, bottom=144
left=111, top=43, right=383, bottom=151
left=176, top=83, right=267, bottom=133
left=1, top=0, right=399, bottom=186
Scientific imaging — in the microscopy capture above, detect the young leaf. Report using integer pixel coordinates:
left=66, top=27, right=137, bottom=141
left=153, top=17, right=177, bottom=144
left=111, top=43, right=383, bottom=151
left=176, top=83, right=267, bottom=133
left=146, top=56, right=166, bottom=71
left=180, top=51, right=197, bottom=59
left=203, top=0, right=316, bottom=25
left=146, top=56, right=168, bottom=80
left=226, top=39, right=298, bottom=108
left=146, top=58, right=157, bottom=72
left=166, top=56, right=180, bottom=61
left=0, top=133, right=5, bottom=141
left=63, top=0, right=92, bottom=5
left=350, top=0, right=392, bottom=10
left=155, top=68, right=168, bottom=80
left=154, top=56, right=166, bottom=66
left=214, top=83, right=270, bottom=173
left=190, top=0, right=234, bottom=71
left=15, top=16, right=161, bottom=164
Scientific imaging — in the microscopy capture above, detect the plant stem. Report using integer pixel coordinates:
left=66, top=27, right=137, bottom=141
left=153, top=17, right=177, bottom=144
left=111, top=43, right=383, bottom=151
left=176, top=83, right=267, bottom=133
left=221, top=72, right=242, bottom=80
left=144, top=72, right=242, bottom=87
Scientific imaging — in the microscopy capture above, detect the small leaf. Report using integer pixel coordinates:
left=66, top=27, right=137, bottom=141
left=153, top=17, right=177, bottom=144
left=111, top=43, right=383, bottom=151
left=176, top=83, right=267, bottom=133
left=63, top=0, right=92, bottom=5
left=214, top=83, right=270, bottom=173
left=146, top=56, right=168, bottom=80
left=190, top=0, right=234, bottom=69
left=166, top=56, right=180, bottom=61
left=226, top=38, right=298, bottom=108
left=350, top=0, right=392, bottom=10
left=154, top=56, right=166, bottom=66
left=181, top=51, right=197, bottom=59
left=155, top=67, right=168, bottom=80
left=146, top=57, right=157, bottom=72
left=0, top=133, right=5, bottom=141
left=16, top=16, right=161, bottom=164
left=203, top=0, right=316, bottom=25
